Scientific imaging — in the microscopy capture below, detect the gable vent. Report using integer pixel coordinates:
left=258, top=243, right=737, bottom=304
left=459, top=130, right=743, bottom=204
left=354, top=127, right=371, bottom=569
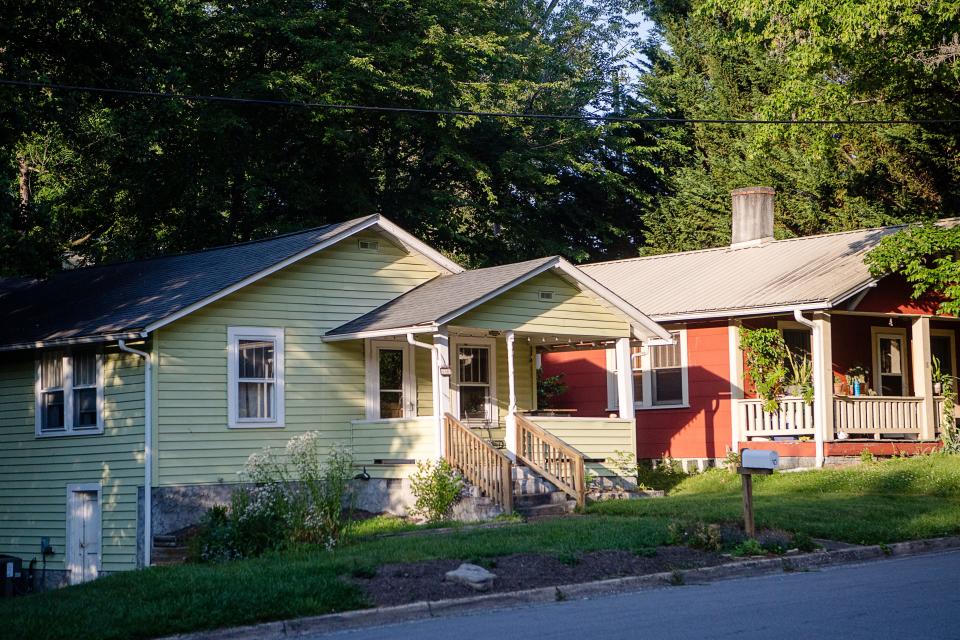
left=358, top=239, right=380, bottom=251
left=538, top=290, right=555, bottom=301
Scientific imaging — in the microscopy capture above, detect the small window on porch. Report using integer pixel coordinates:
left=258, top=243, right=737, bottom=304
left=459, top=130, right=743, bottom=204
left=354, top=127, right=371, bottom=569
left=607, top=329, right=688, bottom=410
left=877, top=334, right=907, bottom=396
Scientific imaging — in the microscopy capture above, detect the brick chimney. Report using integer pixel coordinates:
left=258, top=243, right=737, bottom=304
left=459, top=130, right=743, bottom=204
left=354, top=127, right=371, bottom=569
left=731, top=186, right=775, bottom=248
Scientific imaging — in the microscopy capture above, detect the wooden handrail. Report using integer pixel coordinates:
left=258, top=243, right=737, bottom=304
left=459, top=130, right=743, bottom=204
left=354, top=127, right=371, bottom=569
left=515, top=414, right=586, bottom=508
left=443, top=413, right=513, bottom=514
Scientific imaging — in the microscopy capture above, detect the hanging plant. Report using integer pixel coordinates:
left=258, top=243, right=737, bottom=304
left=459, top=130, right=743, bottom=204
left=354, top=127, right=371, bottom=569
left=739, top=327, right=789, bottom=413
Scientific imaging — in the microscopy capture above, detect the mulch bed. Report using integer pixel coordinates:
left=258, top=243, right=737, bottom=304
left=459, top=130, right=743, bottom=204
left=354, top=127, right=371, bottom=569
left=348, top=547, right=726, bottom=607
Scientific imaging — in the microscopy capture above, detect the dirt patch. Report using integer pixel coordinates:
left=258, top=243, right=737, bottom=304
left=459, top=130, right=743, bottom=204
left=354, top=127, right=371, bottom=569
left=348, top=547, right=726, bottom=607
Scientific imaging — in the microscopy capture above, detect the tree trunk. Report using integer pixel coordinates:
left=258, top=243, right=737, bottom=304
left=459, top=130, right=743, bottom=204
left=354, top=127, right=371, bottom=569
left=17, top=155, right=31, bottom=229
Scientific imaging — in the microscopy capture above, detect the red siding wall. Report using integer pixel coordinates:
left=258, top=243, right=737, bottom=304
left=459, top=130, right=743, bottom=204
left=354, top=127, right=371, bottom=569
left=541, top=322, right=733, bottom=460
left=855, top=274, right=949, bottom=316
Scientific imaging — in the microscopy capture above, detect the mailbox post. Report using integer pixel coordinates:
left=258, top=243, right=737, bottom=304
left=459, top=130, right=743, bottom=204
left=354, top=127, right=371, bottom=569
left=737, top=449, right=779, bottom=537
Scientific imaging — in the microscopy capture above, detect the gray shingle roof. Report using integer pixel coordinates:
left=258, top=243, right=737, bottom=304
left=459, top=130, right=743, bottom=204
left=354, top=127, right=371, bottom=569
left=0, top=216, right=377, bottom=350
left=581, top=223, right=942, bottom=321
left=326, top=257, right=558, bottom=336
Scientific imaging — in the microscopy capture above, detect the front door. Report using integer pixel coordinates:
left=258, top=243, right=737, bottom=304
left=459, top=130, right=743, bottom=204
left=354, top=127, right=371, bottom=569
left=456, top=344, right=494, bottom=425
left=68, top=488, right=100, bottom=584
left=876, top=332, right=908, bottom=396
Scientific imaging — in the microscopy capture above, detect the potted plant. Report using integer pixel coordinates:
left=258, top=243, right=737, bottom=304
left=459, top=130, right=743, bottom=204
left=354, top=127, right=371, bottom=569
left=785, top=351, right=814, bottom=404
left=847, top=365, right=869, bottom=397
left=833, top=373, right=848, bottom=396
left=933, top=356, right=944, bottom=395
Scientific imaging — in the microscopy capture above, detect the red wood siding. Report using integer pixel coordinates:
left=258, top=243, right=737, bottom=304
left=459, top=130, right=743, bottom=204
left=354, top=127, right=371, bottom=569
left=541, top=322, right=733, bottom=460
left=855, top=274, right=950, bottom=316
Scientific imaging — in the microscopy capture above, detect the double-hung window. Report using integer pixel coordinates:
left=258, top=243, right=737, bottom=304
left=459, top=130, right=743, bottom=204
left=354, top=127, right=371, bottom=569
left=36, top=351, right=103, bottom=436
left=607, top=329, right=688, bottom=410
left=365, top=340, right=414, bottom=420
left=228, top=327, right=285, bottom=428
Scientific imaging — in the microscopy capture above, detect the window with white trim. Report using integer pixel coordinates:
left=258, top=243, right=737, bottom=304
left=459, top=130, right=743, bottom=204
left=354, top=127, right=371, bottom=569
left=36, top=350, right=103, bottom=436
left=228, top=327, right=285, bottom=428
left=607, top=329, right=688, bottom=410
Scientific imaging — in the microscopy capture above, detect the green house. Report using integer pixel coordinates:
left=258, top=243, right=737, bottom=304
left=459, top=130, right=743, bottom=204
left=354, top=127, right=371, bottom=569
left=0, top=215, right=667, bottom=585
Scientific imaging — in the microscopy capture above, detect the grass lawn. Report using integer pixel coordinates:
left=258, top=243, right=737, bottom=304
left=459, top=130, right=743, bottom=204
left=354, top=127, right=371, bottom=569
left=3, top=455, right=960, bottom=640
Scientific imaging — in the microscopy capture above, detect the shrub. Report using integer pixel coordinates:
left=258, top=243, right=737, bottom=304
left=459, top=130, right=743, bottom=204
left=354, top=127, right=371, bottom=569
left=757, top=529, right=793, bottom=555
left=791, top=531, right=818, bottom=552
left=860, top=449, right=876, bottom=464
left=636, top=456, right=689, bottom=492
left=191, top=433, right=355, bottom=562
left=667, top=520, right=721, bottom=551
left=409, top=459, right=464, bottom=523
left=731, top=538, right=765, bottom=557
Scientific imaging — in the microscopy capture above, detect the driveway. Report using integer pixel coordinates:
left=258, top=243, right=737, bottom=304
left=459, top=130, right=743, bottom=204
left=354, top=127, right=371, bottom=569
left=309, top=550, right=960, bottom=640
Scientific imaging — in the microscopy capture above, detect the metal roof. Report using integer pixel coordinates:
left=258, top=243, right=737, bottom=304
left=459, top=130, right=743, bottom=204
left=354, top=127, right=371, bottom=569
left=580, top=223, right=947, bottom=321
left=325, top=257, right=559, bottom=337
left=0, top=215, right=400, bottom=351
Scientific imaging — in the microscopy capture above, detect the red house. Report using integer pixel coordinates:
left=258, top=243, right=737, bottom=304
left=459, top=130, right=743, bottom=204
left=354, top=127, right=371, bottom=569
left=541, top=188, right=959, bottom=469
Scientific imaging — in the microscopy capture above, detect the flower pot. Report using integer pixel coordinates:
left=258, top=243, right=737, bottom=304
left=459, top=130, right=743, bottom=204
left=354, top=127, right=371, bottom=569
left=934, top=382, right=943, bottom=395
left=833, top=383, right=845, bottom=395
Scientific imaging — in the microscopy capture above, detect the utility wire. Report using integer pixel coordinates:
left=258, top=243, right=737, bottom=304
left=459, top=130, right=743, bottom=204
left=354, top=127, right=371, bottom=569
left=3, top=78, right=959, bottom=125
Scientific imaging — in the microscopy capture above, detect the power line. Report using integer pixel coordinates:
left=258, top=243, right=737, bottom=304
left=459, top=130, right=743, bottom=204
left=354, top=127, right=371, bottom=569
left=2, top=78, right=959, bottom=126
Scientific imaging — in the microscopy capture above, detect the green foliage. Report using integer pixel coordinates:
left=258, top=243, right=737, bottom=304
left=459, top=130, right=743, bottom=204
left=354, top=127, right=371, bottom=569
left=786, top=351, right=814, bottom=405
left=191, top=433, right=355, bottom=562
left=866, top=224, right=960, bottom=316
left=731, top=538, right=765, bottom=557
left=937, top=367, right=960, bottom=454
left=636, top=1, right=958, bottom=255
left=409, top=458, right=464, bottom=523
left=0, top=1, right=670, bottom=276
left=667, top=520, right=722, bottom=551
left=739, top=327, right=789, bottom=412
left=536, top=371, right=568, bottom=409
left=636, top=456, right=690, bottom=492
left=860, top=449, right=877, bottom=465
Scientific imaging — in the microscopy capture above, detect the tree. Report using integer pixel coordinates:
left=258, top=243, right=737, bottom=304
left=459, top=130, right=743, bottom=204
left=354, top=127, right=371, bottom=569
left=0, top=0, right=672, bottom=275
left=633, top=0, right=960, bottom=254
left=865, top=223, right=960, bottom=315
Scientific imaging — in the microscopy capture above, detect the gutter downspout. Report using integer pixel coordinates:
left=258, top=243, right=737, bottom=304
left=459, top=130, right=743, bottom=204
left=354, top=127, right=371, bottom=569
left=792, top=310, right=825, bottom=467
left=119, top=339, right=152, bottom=567
left=407, top=334, right=443, bottom=457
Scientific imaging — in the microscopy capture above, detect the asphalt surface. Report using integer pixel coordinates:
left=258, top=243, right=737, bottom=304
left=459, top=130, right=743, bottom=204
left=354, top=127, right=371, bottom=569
left=309, top=550, right=960, bottom=639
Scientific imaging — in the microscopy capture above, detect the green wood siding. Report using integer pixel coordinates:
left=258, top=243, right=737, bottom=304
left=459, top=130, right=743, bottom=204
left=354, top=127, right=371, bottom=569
left=0, top=348, right=145, bottom=571
left=526, top=416, right=635, bottom=477
left=351, top=417, right=434, bottom=479
left=456, top=271, right=630, bottom=337
left=155, top=232, right=442, bottom=486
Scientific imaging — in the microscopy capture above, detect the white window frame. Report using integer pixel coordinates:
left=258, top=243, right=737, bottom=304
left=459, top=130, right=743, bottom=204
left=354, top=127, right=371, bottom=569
left=228, top=327, right=285, bottom=428
left=450, top=335, right=499, bottom=425
left=364, top=339, right=416, bottom=420
left=871, top=325, right=909, bottom=397
left=606, top=328, right=689, bottom=411
left=35, top=351, right=104, bottom=437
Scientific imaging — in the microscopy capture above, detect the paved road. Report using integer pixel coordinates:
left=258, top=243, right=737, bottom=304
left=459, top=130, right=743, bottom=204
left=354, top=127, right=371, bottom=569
left=311, top=550, right=960, bottom=640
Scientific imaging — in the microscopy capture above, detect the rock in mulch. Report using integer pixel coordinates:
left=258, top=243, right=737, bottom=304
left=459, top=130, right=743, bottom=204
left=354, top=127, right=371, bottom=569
left=444, top=563, right=497, bottom=591
left=349, top=547, right=725, bottom=607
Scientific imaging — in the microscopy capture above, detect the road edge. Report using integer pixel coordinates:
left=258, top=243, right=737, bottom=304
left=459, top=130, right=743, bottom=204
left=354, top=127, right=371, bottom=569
left=159, top=535, right=960, bottom=640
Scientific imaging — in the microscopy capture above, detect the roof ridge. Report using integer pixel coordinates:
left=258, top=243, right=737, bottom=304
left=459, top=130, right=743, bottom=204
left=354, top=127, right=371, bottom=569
left=37, top=215, right=376, bottom=277
left=580, top=219, right=958, bottom=269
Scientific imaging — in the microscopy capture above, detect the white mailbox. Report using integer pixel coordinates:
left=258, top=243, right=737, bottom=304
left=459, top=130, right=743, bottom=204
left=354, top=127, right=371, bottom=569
left=741, top=449, right=779, bottom=470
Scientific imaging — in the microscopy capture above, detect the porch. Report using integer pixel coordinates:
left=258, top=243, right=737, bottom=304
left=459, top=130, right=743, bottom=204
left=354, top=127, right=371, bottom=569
left=322, top=257, right=668, bottom=512
left=733, top=311, right=959, bottom=460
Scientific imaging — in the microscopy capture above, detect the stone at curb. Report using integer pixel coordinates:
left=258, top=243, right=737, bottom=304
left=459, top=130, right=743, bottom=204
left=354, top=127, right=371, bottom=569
left=444, top=563, right=497, bottom=591
left=159, top=535, right=960, bottom=640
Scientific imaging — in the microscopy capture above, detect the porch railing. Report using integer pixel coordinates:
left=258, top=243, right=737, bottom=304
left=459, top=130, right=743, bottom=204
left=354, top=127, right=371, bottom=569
left=739, top=397, right=815, bottom=439
left=443, top=413, right=513, bottom=514
left=833, top=396, right=923, bottom=439
left=515, top=414, right=586, bottom=508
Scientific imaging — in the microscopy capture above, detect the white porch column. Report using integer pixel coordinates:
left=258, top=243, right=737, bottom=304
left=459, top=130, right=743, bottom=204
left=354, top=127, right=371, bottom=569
left=728, top=321, right=744, bottom=453
left=505, top=330, right=518, bottom=456
left=433, top=328, right=451, bottom=458
left=812, top=312, right=834, bottom=467
left=912, top=316, right=936, bottom=440
left=615, top=337, right=635, bottom=420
